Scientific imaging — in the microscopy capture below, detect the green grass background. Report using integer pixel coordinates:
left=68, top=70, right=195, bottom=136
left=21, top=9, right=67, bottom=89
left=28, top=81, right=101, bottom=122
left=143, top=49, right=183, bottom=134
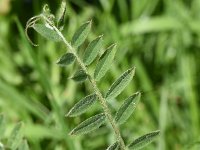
left=0, top=0, right=200, bottom=149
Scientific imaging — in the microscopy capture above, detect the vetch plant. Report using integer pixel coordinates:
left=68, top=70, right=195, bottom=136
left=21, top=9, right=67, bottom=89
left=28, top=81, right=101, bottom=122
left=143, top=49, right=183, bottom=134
left=25, top=1, right=160, bottom=149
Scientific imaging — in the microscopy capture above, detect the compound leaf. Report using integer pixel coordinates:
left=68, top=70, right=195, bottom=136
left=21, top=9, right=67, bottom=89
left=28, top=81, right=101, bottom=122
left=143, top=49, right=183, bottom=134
left=83, top=35, right=103, bottom=65
left=70, top=113, right=106, bottom=135
left=105, top=67, right=135, bottom=100
left=71, top=69, right=88, bottom=82
left=7, top=122, right=23, bottom=150
left=94, top=44, right=116, bottom=81
left=56, top=53, right=75, bottom=66
left=115, top=92, right=141, bottom=125
left=106, top=141, right=119, bottom=150
left=66, top=94, right=98, bottom=117
left=128, top=130, right=160, bottom=150
left=71, top=21, right=92, bottom=48
left=33, top=23, right=62, bottom=42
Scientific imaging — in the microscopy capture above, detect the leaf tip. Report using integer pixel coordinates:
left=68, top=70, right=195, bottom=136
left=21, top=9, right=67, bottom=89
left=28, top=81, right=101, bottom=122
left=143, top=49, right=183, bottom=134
left=110, top=43, right=117, bottom=48
left=85, top=20, right=92, bottom=29
left=130, top=66, right=136, bottom=76
left=99, top=34, right=104, bottom=38
left=153, top=130, right=161, bottom=135
left=65, top=112, right=70, bottom=117
left=88, top=19, right=92, bottom=25
left=69, top=130, right=75, bottom=136
left=135, top=91, right=141, bottom=96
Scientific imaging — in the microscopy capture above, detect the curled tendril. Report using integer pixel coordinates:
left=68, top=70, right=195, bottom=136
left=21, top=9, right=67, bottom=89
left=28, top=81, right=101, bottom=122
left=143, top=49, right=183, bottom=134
left=25, top=4, right=56, bottom=46
left=43, top=4, right=50, bottom=14
left=25, top=15, right=42, bottom=46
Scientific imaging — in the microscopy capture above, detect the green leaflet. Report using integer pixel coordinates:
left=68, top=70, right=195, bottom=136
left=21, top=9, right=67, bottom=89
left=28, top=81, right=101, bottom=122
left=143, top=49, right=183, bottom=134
left=66, top=94, right=98, bottom=117
left=105, top=67, right=135, bottom=100
left=69, top=113, right=106, bottom=135
left=115, top=92, right=141, bottom=125
left=7, top=122, right=23, bottom=150
left=106, top=141, right=119, bottom=150
left=18, top=140, right=29, bottom=150
left=33, top=24, right=62, bottom=42
left=83, top=35, right=103, bottom=66
left=71, top=69, right=88, bottom=82
left=128, top=130, right=160, bottom=150
left=56, top=53, right=75, bottom=66
left=57, top=0, right=66, bottom=30
left=94, top=44, right=116, bottom=81
left=71, top=21, right=92, bottom=48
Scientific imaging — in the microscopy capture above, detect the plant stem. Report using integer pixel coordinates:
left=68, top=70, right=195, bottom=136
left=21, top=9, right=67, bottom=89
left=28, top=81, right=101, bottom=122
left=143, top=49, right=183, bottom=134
left=46, top=18, right=126, bottom=149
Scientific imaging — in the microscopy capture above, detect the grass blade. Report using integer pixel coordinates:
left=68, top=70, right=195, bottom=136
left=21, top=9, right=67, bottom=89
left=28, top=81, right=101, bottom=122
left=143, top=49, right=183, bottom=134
left=105, top=67, right=135, bottom=100
left=71, top=69, right=88, bottom=82
left=7, top=122, right=23, bottom=150
left=115, top=92, right=141, bottom=125
left=56, top=53, right=75, bottom=66
left=69, top=113, right=106, bottom=135
left=83, top=35, right=103, bottom=66
left=33, top=24, right=62, bottom=41
left=66, top=94, right=98, bottom=117
left=94, top=44, right=116, bottom=81
left=128, top=130, right=160, bottom=150
left=0, top=114, right=5, bottom=139
left=71, top=21, right=92, bottom=48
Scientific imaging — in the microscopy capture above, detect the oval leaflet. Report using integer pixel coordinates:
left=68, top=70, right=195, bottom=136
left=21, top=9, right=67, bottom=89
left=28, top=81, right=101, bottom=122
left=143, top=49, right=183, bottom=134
left=7, top=122, right=24, bottom=150
left=71, top=69, right=88, bottom=82
left=66, top=94, right=98, bottom=117
left=128, top=130, right=160, bottom=150
left=94, top=44, right=116, bottom=81
left=83, top=35, right=103, bottom=66
left=33, top=23, right=62, bottom=41
left=71, top=21, right=92, bottom=48
left=69, top=113, right=106, bottom=135
left=105, top=67, right=135, bottom=100
left=115, top=92, right=141, bottom=125
left=56, top=53, right=75, bottom=66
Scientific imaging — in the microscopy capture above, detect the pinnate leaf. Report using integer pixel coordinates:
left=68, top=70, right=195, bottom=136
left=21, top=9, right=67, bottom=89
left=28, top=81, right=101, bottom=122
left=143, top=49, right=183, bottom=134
left=71, top=21, right=92, bottom=48
left=106, top=141, right=119, bottom=150
left=128, top=130, right=160, bottom=150
left=105, top=67, right=135, bottom=100
left=70, top=113, right=106, bottom=135
left=56, top=53, right=75, bottom=66
left=83, top=35, right=103, bottom=65
left=66, top=94, right=98, bottom=117
left=115, top=92, right=141, bottom=125
left=94, top=44, right=116, bottom=81
left=71, top=69, right=88, bottom=82
left=7, top=122, right=23, bottom=150
left=33, top=24, right=62, bottom=41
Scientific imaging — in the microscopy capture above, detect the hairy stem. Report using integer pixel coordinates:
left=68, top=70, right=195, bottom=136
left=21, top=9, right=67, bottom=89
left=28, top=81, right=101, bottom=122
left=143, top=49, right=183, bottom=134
left=44, top=17, right=126, bottom=149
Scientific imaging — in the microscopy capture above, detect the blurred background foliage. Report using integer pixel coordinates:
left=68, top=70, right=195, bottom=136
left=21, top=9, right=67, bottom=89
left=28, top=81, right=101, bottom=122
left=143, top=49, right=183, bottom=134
left=0, top=0, right=200, bottom=149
